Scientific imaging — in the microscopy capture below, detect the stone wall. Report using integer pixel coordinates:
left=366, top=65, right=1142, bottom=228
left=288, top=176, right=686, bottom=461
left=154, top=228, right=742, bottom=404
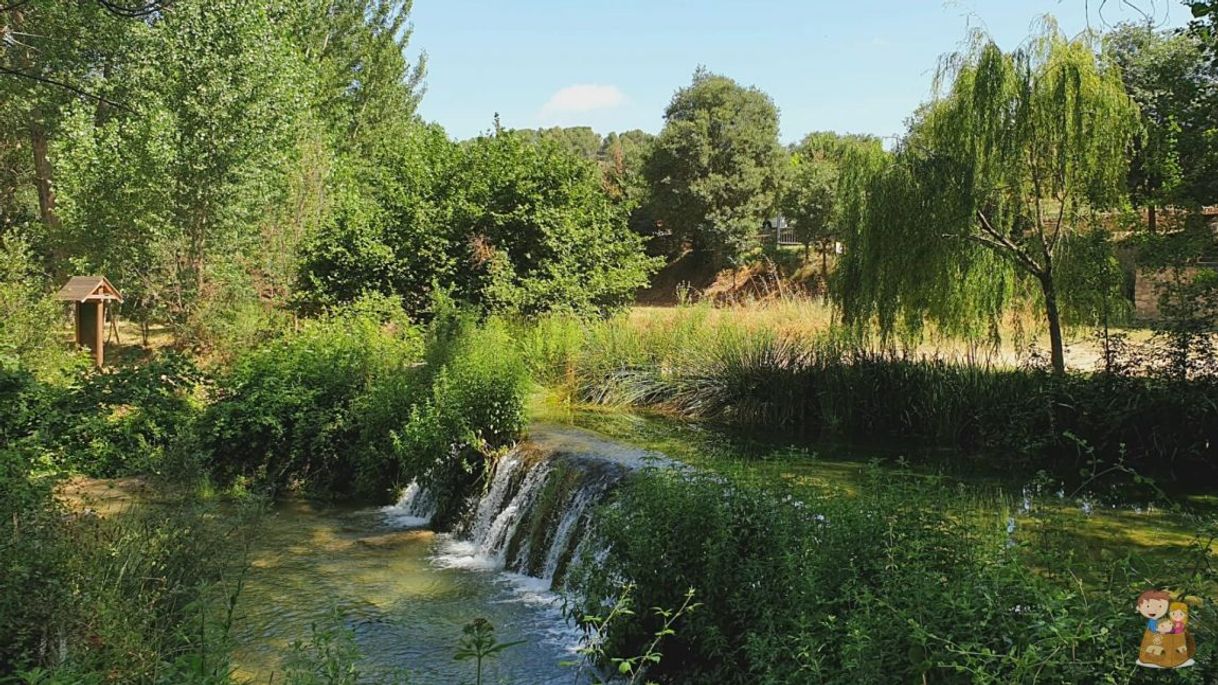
left=1135, top=266, right=1218, bottom=321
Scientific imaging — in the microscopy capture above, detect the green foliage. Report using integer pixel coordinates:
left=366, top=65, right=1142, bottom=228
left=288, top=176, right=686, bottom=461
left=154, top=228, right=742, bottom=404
left=526, top=310, right=1218, bottom=485
left=572, top=584, right=699, bottom=685
left=0, top=446, right=72, bottom=674
left=391, top=308, right=528, bottom=526
left=448, top=130, right=660, bottom=314
left=839, top=24, right=1140, bottom=372
left=644, top=68, right=785, bottom=266
left=453, top=618, right=525, bottom=685
left=297, top=126, right=659, bottom=317
left=1107, top=23, right=1218, bottom=212
left=45, top=0, right=428, bottom=338
left=295, top=122, right=460, bottom=314
left=275, top=0, right=427, bottom=158
left=0, top=470, right=257, bottom=683
left=202, top=295, right=527, bottom=505
left=779, top=133, right=885, bottom=295
left=201, top=297, right=424, bottom=499
left=569, top=469, right=1218, bottom=684
left=38, top=351, right=205, bottom=477
left=0, top=236, right=204, bottom=477
left=52, top=0, right=305, bottom=334
left=0, top=234, right=82, bottom=378
left=515, top=126, right=604, bottom=160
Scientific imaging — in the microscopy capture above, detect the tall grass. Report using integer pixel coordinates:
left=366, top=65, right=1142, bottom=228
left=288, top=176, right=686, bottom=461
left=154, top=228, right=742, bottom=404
left=519, top=305, right=1218, bottom=486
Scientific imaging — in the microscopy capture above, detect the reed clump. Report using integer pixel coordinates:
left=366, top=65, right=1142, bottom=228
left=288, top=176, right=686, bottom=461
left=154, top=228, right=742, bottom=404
left=519, top=304, right=1218, bottom=487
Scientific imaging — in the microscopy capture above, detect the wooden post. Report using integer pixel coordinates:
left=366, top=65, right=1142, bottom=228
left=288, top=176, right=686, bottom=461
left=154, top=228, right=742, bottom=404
left=96, top=301, right=105, bottom=367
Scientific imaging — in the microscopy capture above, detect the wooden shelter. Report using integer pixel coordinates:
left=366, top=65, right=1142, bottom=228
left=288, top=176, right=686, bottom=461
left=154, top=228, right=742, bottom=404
left=55, top=276, right=122, bottom=367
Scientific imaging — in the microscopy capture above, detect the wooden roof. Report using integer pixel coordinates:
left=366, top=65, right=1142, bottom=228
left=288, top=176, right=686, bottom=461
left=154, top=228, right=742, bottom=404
left=55, top=276, right=123, bottom=303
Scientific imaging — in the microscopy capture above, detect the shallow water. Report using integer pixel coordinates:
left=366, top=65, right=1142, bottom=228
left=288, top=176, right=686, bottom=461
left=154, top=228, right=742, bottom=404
left=230, top=499, right=581, bottom=684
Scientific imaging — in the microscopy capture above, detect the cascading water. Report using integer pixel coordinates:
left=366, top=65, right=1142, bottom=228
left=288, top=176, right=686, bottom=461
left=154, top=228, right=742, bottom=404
left=384, top=423, right=668, bottom=589
left=234, top=424, right=666, bottom=682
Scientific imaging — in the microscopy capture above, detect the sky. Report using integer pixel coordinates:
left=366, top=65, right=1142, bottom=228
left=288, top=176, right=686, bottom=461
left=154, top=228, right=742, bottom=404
left=408, top=1, right=1189, bottom=144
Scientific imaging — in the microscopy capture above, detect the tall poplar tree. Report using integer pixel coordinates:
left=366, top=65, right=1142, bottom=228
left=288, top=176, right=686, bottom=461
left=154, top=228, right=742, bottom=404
left=839, top=25, right=1139, bottom=373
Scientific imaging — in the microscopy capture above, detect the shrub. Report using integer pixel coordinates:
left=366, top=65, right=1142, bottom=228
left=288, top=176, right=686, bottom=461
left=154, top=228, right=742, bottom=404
left=0, top=446, right=73, bottom=674
left=389, top=312, right=527, bottom=526
left=201, top=296, right=527, bottom=505
left=201, top=299, right=424, bottom=499
left=38, top=351, right=206, bottom=477
left=568, top=468, right=1218, bottom=684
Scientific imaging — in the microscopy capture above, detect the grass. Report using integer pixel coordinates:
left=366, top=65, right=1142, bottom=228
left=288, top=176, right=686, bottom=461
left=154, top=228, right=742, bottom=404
left=627, top=297, right=1155, bottom=371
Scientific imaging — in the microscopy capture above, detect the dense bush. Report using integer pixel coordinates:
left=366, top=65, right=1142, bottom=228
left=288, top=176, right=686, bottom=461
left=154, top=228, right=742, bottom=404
left=0, top=445, right=73, bottom=674
left=202, top=297, right=527, bottom=505
left=392, top=311, right=528, bottom=526
left=36, top=352, right=206, bottom=477
left=569, top=469, right=1217, bottom=684
left=201, top=299, right=425, bottom=498
left=296, top=126, right=661, bottom=318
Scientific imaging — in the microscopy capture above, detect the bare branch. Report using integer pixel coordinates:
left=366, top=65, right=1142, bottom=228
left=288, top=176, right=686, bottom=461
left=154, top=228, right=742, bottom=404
left=0, top=64, right=134, bottom=112
left=93, top=0, right=169, bottom=18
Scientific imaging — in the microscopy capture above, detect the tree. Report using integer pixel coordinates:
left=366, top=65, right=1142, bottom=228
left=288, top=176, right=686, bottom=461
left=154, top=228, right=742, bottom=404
left=53, top=0, right=304, bottom=336
left=643, top=68, right=784, bottom=266
left=780, top=132, right=883, bottom=298
left=295, top=122, right=459, bottom=314
left=839, top=25, right=1139, bottom=374
left=0, top=1, right=139, bottom=232
left=297, top=125, right=660, bottom=316
left=1107, top=23, right=1218, bottom=225
left=445, top=129, right=662, bottom=314
left=275, top=0, right=427, bottom=157
left=516, top=126, right=603, bottom=161
left=1189, top=1, right=1218, bottom=59
left=600, top=129, right=654, bottom=204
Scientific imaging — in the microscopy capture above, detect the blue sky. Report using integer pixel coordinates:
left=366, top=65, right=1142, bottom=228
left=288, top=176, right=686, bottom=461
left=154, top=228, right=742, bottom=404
left=409, top=1, right=1188, bottom=144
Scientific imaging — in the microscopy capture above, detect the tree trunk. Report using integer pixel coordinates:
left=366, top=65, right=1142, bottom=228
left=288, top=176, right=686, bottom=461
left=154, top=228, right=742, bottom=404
left=29, top=122, right=59, bottom=227
left=1148, top=205, right=1157, bottom=234
left=820, top=247, right=829, bottom=304
left=1040, top=273, right=1066, bottom=374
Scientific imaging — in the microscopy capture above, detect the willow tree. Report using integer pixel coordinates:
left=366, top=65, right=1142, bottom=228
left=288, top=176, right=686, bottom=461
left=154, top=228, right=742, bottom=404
left=839, top=26, right=1138, bottom=373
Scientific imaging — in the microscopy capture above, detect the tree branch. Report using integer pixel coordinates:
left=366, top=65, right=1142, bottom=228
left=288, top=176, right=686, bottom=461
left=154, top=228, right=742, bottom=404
left=93, top=0, right=169, bottom=18
left=0, top=64, right=135, bottom=112
left=973, top=209, right=1043, bottom=275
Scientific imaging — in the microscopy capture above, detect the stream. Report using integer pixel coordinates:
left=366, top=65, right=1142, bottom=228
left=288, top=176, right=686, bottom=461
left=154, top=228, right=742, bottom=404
left=229, top=499, right=579, bottom=683
left=227, top=412, right=1208, bottom=683
left=230, top=423, right=667, bottom=684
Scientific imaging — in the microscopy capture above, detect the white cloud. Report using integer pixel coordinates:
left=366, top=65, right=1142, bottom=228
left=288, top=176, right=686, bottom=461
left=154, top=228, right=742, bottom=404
left=539, top=84, right=626, bottom=120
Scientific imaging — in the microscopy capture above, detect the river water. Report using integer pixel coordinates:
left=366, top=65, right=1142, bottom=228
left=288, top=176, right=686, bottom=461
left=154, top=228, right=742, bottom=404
left=226, top=413, right=1209, bottom=683
left=230, top=498, right=582, bottom=684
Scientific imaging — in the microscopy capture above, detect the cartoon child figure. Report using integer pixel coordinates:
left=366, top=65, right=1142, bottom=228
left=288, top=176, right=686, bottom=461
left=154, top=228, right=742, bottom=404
left=1170, top=602, right=1189, bottom=634
left=1136, top=590, right=1195, bottom=669
left=1137, top=590, right=1170, bottom=634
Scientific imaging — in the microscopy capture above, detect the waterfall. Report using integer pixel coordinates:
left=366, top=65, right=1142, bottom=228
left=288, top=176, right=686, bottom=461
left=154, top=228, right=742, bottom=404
left=386, top=423, right=667, bottom=589
left=380, top=480, right=436, bottom=528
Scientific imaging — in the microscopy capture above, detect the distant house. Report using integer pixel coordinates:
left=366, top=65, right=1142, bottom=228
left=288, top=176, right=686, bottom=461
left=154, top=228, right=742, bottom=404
left=761, top=216, right=798, bottom=246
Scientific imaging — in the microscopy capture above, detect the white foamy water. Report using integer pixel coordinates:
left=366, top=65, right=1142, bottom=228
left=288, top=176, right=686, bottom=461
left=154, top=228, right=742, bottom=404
left=379, top=481, right=435, bottom=528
